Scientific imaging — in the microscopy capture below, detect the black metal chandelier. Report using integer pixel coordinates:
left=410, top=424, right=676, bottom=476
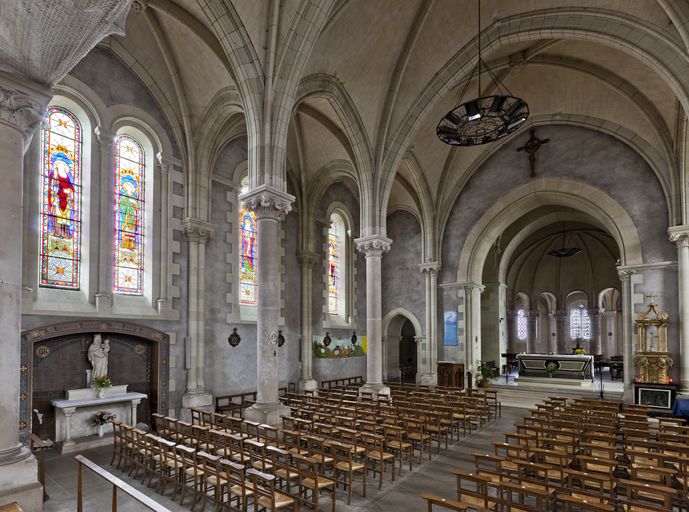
left=548, top=223, right=582, bottom=258
left=436, top=0, right=529, bottom=146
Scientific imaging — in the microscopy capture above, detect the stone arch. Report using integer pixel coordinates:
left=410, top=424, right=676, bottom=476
left=379, top=9, right=689, bottom=229
left=382, top=308, right=424, bottom=382
left=457, top=179, right=643, bottom=286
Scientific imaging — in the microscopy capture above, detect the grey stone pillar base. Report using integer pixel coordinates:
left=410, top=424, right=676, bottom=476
left=244, top=402, right=290, bottom=426
left=0, top=456, right=42, bottom=512
left=0, top=444, right=31, bottom=467
left=622, top=387, right=634, bottom=403
left=359, top=382, right=391, bottom=397
left=180, top=391, right=213, bottom=422
left=298, top=379, right=319, bottom=392
left=416, top=372, right=438, bottom=386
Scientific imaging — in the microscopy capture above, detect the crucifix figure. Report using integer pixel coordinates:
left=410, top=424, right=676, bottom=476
left=517, top=128, right=550, bottom=177
left=646, top=291, right=657, bottom=304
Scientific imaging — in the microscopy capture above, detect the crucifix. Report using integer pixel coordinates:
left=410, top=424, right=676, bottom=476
left=646, top=291, right=658, bottom=304
left=517, top=128, right=550, bottom=177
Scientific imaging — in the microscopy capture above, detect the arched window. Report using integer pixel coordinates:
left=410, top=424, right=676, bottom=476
left=239, top=176, right=257, bottom=306
left=328, top=213, right=346, bottom=316
left=516, top=309, right=527, bottom=341
left=113, top=135, right=145, bottom=295
left=569, top=304, right=591, bottom=340
left=40, top=106, right=82, bottom=289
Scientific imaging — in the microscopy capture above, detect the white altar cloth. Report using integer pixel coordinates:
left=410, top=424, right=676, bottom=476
left=52, top=391, right=146, bottom=452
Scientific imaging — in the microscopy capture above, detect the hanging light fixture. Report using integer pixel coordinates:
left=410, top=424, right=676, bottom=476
left=548, top=222, right=582, bottom=258
left=436, top=0, right=529, bottom=146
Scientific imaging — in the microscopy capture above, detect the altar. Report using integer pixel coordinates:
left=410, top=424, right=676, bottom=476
left=52, top=385, right=146, bottom=453
left=517, top=353, right=594, bottom=383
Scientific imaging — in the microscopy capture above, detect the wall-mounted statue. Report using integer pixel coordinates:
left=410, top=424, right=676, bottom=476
left=88, top=334, right=110, bottom=380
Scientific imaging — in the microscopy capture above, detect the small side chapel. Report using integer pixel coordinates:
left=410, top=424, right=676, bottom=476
left=1, top=1, right=689, bottom=511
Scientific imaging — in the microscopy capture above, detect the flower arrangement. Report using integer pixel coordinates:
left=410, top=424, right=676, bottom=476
left=91, top=376, right=112, bottom=389
left=92, top=410, right=116, bottom=426
left=545, top=362, right=558, bottom=377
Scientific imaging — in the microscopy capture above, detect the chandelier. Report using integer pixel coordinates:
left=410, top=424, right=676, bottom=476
left=436, top=1, right=529, bottom=146
left=548, top=223, right=582, bottom=258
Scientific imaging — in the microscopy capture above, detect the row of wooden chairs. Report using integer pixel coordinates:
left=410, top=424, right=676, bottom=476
left=421, top=396, right=689, bottom=511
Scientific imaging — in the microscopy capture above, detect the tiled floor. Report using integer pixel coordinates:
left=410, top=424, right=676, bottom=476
left=41, top=406, right=526, bottom=511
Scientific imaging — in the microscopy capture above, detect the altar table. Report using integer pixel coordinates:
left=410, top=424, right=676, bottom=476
left=52, top=390, right=146, bottom=452
left=517, top=353, right=594, bottom=380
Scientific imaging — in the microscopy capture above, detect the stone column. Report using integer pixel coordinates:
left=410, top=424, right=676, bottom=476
left=181, top=218, right=215, bottom=415
left=156, top=158, right=172, bottom=313
left=297, top=251, right=319, bottom=391
left=461, top=283, right=484, bottom=371
left=556, top=310, right=568, bottom=354
left=618, top=269, right=635, bottom=395
left=94, top=128, right=115, bottom=313
left=418, top=262, right=440, bottom=385
left=602, top=311, right=618, bottom=357
left=527, top=310, right=539, bottom=353
left=588, top=309, right=601, bottom=355
left=242, top=186, right=293, bottom=424
left=355, top=235, right=392, bottom=396
left=0, top=72, right=51, bottom=511
left=506, top=311, right=517, bottom=353
left=669, top=226, right=689, bottom=393
left=547, top=312, right=558, bottom=354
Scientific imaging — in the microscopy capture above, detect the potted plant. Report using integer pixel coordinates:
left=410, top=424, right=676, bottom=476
left=92, top=410, right=116, bottom=438
left=545, top=361, right=558, bottom=378
left=91, top=376, right=112, bottom=399
left=476, top=361, right=494, bottom=388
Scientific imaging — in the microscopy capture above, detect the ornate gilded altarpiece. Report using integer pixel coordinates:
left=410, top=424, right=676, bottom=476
left=20, top=321, right=170, bottom=444
left=633, top=296, right=673, bottom=384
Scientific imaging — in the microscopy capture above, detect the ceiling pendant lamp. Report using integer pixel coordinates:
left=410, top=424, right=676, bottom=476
left=436, top=0, right=529, bottom=146
left=548, top=222, right=583, bottom=258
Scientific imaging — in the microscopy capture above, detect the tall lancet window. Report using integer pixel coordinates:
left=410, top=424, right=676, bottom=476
left=239, top=176, right=257, bottom=306
left=328, top=212, right=346, bottom=316
left=516, top=309, right=527, bottom=341
left=569, top=304, right=591, bottom=340
left=113, top=135, right=146, bottom=295
left=40, top=107, right=83, bottom=289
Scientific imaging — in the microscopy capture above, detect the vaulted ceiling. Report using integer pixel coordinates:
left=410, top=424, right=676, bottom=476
left=94, top=0, right=689, bottom=230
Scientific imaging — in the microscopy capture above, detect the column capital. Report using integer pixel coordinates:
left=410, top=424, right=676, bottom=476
left=131, top=0, right=149, bottom=13
left=617, top=268, right=635, bottom=281
left=0, top=72, right=51, bottom=142
left=668, top=225, right=689, bottom=247
left=297, top=251, right=320, bottom=267
left=183, top=217, right=215, bottom=244
left=240, top=185, right=294, bottom=220
left=355, top=234, right=392, bottom=257
left=419, top=261, right=441, bottom=275
left=94, top=126, right=115, bottom=149
left=458, top=281, right=485, bottom=293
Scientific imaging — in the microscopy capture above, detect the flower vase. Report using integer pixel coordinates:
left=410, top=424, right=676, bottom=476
left=98, top=425, right=104, bottom=438
left=97, top=388, right=106, bottom=399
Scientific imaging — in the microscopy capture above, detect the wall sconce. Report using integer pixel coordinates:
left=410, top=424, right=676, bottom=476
left=228, top=327, right=241, bottom=347
left=323, top=332, right=331, bottom=347
left=277, top=330, right=285, bottom=347
left=351, top=332, right=358, bottom=346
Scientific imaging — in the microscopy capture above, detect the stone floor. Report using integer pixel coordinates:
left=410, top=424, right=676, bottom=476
left=41, top=406, right=527, bottom=511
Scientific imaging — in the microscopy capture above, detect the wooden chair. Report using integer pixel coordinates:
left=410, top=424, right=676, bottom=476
left=197, top=450, right=226, bottom=511
left=362, top=432, right=395, bottom=489
left=247, top=468, right=297, bottom=511
left=452, top=469, right=497, bottom=511
left=419, top=493, right=477, bottom=511
left=557, top=493, right=615, bottom=511
left=405, top=418, right=433, bottom=462
left=331, top=441, right=367, bottom=505
left=157, top=439, right=183, bottom=500
left=383, top=424, right=413, bottom=474
left=294, top=453, right=336, bottom=512
left=501, top=481, right=552, bottom=512
left=176, top=444, right=203, bottom=509
left=219, top=458, right=253, bottom=512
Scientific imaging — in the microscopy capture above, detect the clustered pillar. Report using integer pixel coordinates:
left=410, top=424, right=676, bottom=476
left=618, top=269, right=635, bottom=395
left=419, top=262, right=440, bottom=385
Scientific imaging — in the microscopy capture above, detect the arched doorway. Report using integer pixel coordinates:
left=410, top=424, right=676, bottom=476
left=399, top=320, right=417, bottom=383
left=382, top=308, right=423, bottom=383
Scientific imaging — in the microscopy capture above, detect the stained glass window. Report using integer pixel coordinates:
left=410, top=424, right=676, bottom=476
left=239, top=176, right=257, bottom=306
left=328, top=213, right=345, bottom=315
left=40, top=107, right=82, bottom=289
left=569, top=305, right=591, bottom=340
left=113, top=135, right=145, bottom=295
left=516, top=309, right=527, bottom=341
